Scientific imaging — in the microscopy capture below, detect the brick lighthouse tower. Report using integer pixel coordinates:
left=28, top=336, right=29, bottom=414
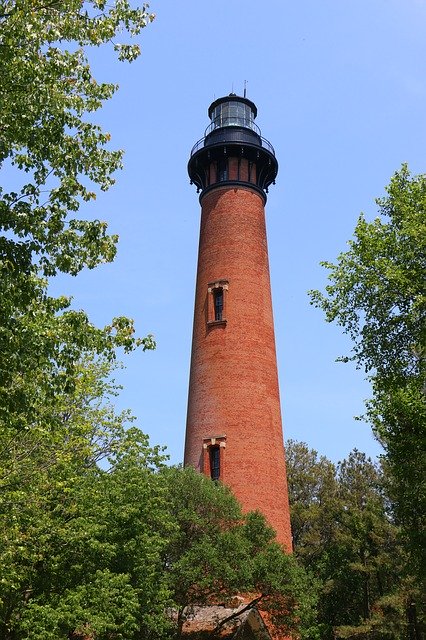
left=185, top=94, right=292, bottom=551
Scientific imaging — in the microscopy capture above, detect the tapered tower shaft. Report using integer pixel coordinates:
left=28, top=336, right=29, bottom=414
left=185, top=95, right=292, bottom=551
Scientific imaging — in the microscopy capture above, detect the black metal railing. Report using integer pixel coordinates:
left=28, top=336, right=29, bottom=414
left=190, top=132, right=275, bottom=158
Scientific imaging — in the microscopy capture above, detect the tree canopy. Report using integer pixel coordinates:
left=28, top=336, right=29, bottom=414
left=1, top=369, right=318, bottom=640
left=309, top=165, right=426, bottom=580
left=1, top=0, right=155, bottom=276
left=286, top=439, right=424, bottom=640
left=0, top=0, right=156, bottom=433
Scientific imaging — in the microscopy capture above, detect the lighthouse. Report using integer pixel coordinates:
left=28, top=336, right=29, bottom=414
left=184, top=94, right=292, bottom=551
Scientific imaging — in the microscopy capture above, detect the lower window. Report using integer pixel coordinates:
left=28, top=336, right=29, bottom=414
left=209, top=445, right=220, bottom=481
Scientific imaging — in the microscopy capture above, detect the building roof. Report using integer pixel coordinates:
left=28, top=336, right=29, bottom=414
left=178, top=602, right=273, bottom=639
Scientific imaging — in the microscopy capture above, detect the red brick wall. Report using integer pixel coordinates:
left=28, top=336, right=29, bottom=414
left=184, top=184, right=292, bottom=551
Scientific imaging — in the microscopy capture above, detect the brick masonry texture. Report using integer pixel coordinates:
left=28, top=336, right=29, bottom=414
left=184, top=184, right=292, bottom=551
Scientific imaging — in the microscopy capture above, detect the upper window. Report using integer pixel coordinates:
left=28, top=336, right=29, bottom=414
left=207, top=280, right=228, bottom=326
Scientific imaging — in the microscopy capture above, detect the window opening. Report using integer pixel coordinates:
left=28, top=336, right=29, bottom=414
left=207, top=280, right=228, bottom=326
left=209, top=446, right=220, bottom=481
left=217, top=159, right=228, bottom=182
left=203, top=436, right=226, bottom=481
left=213, top=288, right=223, bottom=321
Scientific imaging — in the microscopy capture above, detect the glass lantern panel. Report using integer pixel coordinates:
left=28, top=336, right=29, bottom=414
left=211, top=101, right=255, bottom=130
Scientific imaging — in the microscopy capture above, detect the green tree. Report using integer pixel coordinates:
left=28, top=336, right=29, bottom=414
left=286, top=438, right=338, bottom=554
left=309, top=165, right=426, bottom=578
left=287, top=440, right=422, bottom=640
left=162, top=465, right=320, bottom=639
left=2, top=390, right=319, bottom=640
left=0, top=1, right=158, bottom=636
left=0, top=350, right=178, bottom=636
left=333, top=451, right=405, bottom=637
left=0, top=0, right=155, bottom=433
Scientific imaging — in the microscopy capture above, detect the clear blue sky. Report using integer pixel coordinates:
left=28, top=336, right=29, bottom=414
left=51, top=0, right=426, bottom=465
